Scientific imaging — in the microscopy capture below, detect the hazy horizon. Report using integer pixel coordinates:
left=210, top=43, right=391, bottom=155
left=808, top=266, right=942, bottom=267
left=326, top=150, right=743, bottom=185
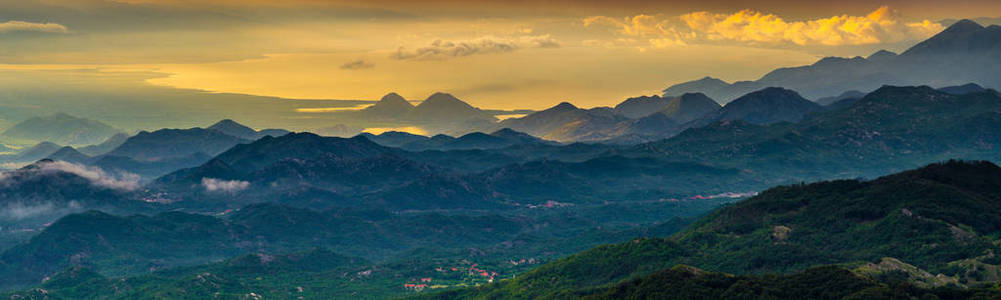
left=5, top=2, right=1001, bottom=298
left=1, top=0, right=999, bottom=114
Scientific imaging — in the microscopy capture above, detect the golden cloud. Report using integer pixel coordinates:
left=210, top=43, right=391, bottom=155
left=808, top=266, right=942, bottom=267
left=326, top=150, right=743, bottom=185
left=0, top=20, right=69, bottom=34
left=585, top=6, right=943, bottom=47
left=392, top=34, right=559, bottom=60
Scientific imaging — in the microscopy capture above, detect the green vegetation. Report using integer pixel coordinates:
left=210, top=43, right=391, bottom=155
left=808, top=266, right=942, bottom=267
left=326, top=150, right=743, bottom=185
left=629, top=87, right=1001, bottom=181
left=4, top=86, right=1001, bottom=298
left=424, top=160, right=1001, bottom=298
left=0, top=200, right=703, bottom=293
left=561, top=266, right=1000, bottom=300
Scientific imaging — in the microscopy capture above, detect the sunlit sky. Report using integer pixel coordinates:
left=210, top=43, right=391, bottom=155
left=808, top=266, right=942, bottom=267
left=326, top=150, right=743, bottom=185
left=1, top=0, right=1000, bottom=110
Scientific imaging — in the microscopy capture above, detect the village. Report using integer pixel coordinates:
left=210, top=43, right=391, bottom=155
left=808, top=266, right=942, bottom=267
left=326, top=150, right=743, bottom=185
left=402, top=257, right=541, bottom=292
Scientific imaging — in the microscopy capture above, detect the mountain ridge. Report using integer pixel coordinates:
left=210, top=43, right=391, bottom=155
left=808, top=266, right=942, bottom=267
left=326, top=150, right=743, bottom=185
left=663, top=19, right=1001, bottom=102
left=0, top=113, right=122, bottom=146
left=430, top=160, right=1001, bottom=298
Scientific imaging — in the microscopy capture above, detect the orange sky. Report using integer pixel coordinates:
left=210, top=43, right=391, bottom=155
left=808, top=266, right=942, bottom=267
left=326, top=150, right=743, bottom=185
left=0, top=0, right=998, bottom=109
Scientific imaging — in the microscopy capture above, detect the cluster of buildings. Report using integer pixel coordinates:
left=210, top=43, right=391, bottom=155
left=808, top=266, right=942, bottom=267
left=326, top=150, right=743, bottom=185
left=402, top=277, right=435, bottom=291
left=508, top=258, right=538, bottom=266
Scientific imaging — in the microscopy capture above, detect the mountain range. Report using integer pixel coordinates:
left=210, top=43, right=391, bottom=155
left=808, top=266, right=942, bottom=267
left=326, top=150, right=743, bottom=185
left=0, top=141, right=63, bottom=166
left=76, top=133, right=129, bottom=157
left=499, top=87, right=828, bottom=143
left=0, top=159, right=145, bottom=233
left=0, top=113, right=122, bottom=146
left=6, top=85, right=998, bottom=232
left=1, top=86, right=1001, bottom=298
left=499, top=102, right=631, bottom=142
left=0, top=132, right=132, bottom=168
left=361, top=128, right=551, bottom=151
left=627, top=85, right=1001, bottom=179
left=10, top=161, right=1001, bottom=298
left=688, top=87, right=821, bottom=127
left=1, top=15, right=1001, bottom=300
left=206, top=119, right=289, bottom=140
left=151, top=131, right=754, bottom=211
left=663, top=19, right=1001, bottom=102
left=3, top=119, right=276, bottom=178
left=429, top=160, right=1001, bottom=298
left=360, top=92, right=414, bottom=117
left=354, top=92, right=498, bottom=134
left=105, top=128, right=249, bottom=161
left=0, top=195, right=705, bottom=292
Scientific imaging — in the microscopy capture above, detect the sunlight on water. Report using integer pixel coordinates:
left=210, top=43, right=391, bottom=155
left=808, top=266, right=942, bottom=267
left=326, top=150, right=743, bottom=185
left=493, top=114, right=527, bottom=120
left=362, top=126, right=428, bottom=136
left=295, top=104, right=373, bottom=113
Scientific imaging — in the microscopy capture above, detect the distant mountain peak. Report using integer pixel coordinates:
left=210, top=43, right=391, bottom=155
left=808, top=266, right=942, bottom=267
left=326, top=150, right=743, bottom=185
left=662, top=18, right=1000, bottom=101
left=424, top=92, right=460, bottom=102
left=552, top=102, right=578, bottom=111
left=106, top=127, right=249, bottom=162
left=813, top=56, right=852, bottom=66
left=210, top=119, right=241, bottom=126
left=415, top=92, right=477, bottom=110
left=1, top=113, right=121, bottom=146
left=207, top=119, right=266, bottom=140
left=696, top=76, right=726, bottom=84
left=381, top=92, right=403, bottom=99
left=674, top=93, right=720, bottom=110
left=285, top=131, right=323, bottom=140
left=409, top=92, right=493, bottom=122
left=644, top=92, right=721, bottom=125
left=683, top=76, right=731, bottom=87
left=50, top=146, right=82, bottom=156
left=490, top=128, right=520, bottom=136
left=756, top=86, right=798, bottom=94
left=727, top=87, right=808, bottom=105
left=867, top=50, right=897, bottom=60
left=209, top=119, right=253, bottom=131
left=698, top=87, right=819, bottom=125
left=902, top=19, right=996, bottom=57
left=361, top=92, right=416, bottom=118
left=378, top=92, right=412, bottom=106
left=678, top=92, right=714, bottom=102
left=947, top=19, right=985, bottom=33
left=489, top=128, right=538, bottom=141
left=613, top=95, right=672, bottom=119
left=662, top=76, right=759, bottom=103
left=46, top=146, right=90, bottom=164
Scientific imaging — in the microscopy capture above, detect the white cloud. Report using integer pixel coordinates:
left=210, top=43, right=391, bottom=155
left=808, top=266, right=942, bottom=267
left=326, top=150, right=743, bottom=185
left=0, top=201, right=82, bottom=221
left=583, top=6, right=943, bottom=48
left=202, top=177, right=249, bottom=193
left=36, top=161, right=141, bottom=191
left=0, top=20, right=69, bottom=34
left=0, top=160, right=140, bottom=191
left=392, top=34, right=560, bottom=60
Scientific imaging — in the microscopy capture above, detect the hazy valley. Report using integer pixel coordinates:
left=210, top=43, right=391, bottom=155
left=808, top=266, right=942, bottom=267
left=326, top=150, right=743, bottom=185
left=1, top=5, right=1001, bottom=299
